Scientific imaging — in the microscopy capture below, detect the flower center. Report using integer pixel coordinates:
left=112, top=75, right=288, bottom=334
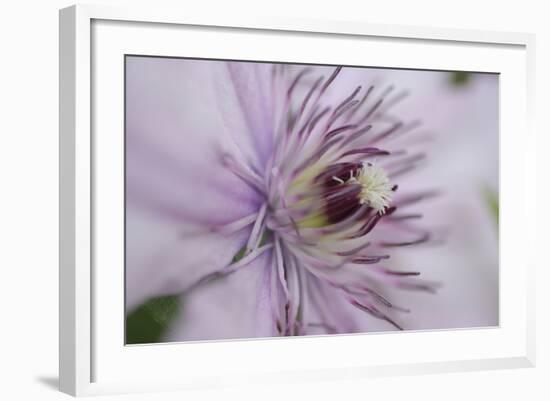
left=349, top=163, right=393, bottom=213
left=309, top=161, right=393, bottom=226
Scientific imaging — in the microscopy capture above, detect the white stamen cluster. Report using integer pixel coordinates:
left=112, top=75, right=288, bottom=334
left=349, top=163, right=393, bottom=214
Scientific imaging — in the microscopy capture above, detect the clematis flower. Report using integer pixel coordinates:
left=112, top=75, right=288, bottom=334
left=125, top=57, right=492, bottom=342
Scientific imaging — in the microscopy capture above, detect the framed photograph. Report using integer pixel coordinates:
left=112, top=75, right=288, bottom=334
left=59, top=4, right=536, bottom=396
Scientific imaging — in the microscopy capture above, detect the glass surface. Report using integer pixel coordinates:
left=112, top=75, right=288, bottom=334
left=124, top=56, right=499, bottom=344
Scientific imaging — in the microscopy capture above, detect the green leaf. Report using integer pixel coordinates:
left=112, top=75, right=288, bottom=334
left=126, top=295, right=180, bottom=344
left=232, top=245, right=248, bottom=263
left=483, top=188, right=499, bottom=229
left=449, top=71, right=471, bottom=87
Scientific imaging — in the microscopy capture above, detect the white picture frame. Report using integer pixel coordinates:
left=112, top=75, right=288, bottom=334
left=59, top=3, right=536, bottom=397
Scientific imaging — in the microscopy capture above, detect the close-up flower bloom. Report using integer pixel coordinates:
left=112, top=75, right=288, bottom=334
left=125, top=57, right=498, bottom=342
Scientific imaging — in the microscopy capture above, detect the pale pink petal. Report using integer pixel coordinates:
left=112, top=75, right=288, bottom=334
left=165, top=250, right=278, bottom=341
left=303, top=274, right=400, bottom=334
left=209, top=61, right=277, bottom=169
left=125, top=207, right=250, bottom=311
left=126, top=56, right=267, bottom=226
left=377, top=195, right=498, bottom=330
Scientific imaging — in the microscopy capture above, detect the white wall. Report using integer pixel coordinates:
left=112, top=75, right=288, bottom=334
left=0, top=0, right=547, bottom=399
